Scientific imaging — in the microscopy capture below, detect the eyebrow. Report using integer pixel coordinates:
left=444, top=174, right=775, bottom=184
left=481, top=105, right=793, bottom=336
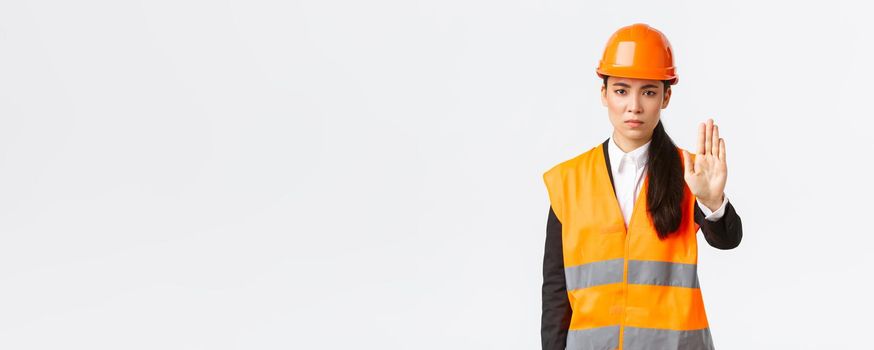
left=611, top=82, right=661, bottom=89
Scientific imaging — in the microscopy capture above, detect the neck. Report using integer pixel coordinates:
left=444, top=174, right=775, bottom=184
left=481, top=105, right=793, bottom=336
left=611, top=130, right=652, bottom=153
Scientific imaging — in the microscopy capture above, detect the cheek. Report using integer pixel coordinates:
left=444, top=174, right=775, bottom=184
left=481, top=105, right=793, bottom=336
left=605, top=96, right=625, bottom=113
left=637, top=98, right=660, bottom=115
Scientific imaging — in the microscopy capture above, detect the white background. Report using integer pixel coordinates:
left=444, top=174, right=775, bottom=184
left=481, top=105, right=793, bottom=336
left=1, top=0, right=872, bottom=349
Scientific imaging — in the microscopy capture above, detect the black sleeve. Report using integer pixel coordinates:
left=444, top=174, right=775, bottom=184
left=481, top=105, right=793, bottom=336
left=695, top=199, right=743, bottom=250
left=542, top=206, right=572, bottom=350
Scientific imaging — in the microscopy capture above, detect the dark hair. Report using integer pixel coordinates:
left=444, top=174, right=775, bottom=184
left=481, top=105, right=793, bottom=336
left=603, top=76, right=684, bottom=239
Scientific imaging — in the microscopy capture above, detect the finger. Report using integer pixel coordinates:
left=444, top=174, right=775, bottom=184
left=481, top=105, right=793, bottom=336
left=712, top=124, right=720, bottom=152
left=719, top=138, right=726, bottom=162
left=683, top=150, right=694, bottom=174
left=697, top=122, right=705, bottom=155
left=705, top=118, right=713, bottom=156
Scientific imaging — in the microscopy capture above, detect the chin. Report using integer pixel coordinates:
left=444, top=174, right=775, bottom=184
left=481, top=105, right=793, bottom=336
left=622, top=129, right=647, bottom=137
left=620, top=130, right=652, bottom=141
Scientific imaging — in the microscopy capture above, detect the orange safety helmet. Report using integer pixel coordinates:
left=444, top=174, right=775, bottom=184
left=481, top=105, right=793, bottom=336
left=596, top=23, right=678, bottom=85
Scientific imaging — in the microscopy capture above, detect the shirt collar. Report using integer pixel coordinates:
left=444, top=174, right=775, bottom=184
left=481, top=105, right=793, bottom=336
left=608, top=137, right=651, bottom=172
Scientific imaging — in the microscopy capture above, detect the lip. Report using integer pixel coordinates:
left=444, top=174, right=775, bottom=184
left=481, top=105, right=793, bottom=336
left=625, top=120, right=644, bottom=128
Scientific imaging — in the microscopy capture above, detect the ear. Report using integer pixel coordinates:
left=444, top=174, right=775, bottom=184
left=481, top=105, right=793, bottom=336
left=600, top=84, right=608, bottom=107
left=661, top=86, right=672, bottom=109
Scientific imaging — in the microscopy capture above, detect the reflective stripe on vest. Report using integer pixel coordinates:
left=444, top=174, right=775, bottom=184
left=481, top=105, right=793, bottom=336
left=566, top=259, right=700, bottom=291
left=566, top=326, right=714, bottom=350
left=543, top=142, right=714, bottom=350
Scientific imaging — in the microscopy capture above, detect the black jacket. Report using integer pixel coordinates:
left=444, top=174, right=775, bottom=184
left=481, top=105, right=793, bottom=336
left=541, top=139, right=743, bottom=350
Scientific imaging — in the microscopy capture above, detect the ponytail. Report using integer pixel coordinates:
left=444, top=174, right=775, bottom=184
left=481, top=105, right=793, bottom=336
left=646, top=119, right=685, bottom=239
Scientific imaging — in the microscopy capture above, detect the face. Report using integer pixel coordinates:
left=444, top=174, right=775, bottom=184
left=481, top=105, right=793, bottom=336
left=600, top=76, right=672, bottom=145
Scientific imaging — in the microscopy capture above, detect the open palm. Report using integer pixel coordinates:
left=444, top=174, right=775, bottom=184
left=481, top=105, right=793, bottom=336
left=682, top=118, right=727, bottom=207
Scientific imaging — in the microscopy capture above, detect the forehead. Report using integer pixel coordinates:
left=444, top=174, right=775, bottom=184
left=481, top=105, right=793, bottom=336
left=607, top=76, right=664, bottom=87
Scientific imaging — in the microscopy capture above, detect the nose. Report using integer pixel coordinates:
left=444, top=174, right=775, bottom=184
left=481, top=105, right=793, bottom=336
left=627, top=94, right=643, bottom=114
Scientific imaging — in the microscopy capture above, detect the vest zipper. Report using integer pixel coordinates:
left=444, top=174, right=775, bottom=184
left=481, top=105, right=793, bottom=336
left=619, top=225, right=631, bottom=350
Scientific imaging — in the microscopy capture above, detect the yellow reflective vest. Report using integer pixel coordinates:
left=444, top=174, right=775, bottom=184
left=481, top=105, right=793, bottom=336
left=543, top=142, right=713, bottom=350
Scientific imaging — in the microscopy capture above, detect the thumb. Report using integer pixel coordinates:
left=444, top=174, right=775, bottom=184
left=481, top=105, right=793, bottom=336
left=683, top=150, right=694, bottom=175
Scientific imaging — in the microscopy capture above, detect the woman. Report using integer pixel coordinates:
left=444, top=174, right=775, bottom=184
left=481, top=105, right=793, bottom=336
left=541, top=23, right=743, bottom=350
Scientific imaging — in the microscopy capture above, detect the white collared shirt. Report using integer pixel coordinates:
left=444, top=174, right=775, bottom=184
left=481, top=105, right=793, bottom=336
left=607, top=137, right=728, bottom=227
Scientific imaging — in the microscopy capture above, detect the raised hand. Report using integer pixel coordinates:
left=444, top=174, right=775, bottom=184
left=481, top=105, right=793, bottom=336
left=682, top=118, right=727, bottom=211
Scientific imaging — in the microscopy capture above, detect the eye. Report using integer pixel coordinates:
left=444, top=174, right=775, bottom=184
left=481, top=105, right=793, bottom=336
left=643, top=90, right=657, bottom=96
left=614, top=89, right=626, bottom=95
